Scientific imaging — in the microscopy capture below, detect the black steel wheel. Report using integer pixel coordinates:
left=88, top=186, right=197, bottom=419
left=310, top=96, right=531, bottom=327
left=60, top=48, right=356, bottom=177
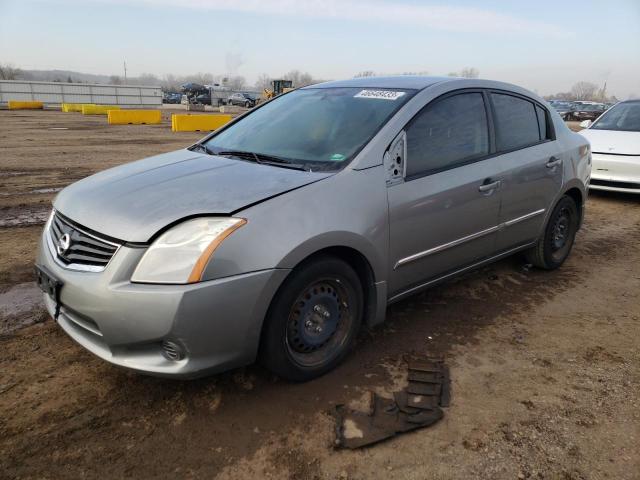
left=525, top=195, right=579, bottom=270
left=260, top=255, right=363, bottom=381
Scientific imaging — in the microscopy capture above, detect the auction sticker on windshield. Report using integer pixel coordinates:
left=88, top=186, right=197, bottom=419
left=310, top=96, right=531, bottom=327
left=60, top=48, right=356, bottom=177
left=354, top=90, right=406, bottom=100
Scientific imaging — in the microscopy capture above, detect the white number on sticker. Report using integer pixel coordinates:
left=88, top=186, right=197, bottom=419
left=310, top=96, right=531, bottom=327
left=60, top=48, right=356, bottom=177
left=354, top=90, right=406, bottom=100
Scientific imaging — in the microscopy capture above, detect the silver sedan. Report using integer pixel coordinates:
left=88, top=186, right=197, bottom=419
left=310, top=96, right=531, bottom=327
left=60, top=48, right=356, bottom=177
left=36, top=76, right=591, bottom=381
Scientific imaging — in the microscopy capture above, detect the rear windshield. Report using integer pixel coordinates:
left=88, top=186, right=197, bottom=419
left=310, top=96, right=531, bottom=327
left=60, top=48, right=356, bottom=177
left=204, top=87, right=414, bottom=170
left=592, top=102, right=640, bottom=132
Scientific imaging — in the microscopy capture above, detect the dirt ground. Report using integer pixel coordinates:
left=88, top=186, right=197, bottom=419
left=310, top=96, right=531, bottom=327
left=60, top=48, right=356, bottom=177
left=0, top=110, right=639, bottom=480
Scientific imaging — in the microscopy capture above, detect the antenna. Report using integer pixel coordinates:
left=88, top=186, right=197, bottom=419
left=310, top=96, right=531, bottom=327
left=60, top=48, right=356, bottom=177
left=123, top=61, right=127, bottom=83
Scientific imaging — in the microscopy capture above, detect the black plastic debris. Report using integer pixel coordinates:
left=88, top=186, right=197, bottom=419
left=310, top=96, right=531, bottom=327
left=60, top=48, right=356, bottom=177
left=334, top=357, right=451, bottom=449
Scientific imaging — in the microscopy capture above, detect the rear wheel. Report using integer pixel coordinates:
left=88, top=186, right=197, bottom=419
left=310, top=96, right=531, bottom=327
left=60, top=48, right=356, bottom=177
left=525, top=195, right=578, bottom=270
left=260, top=255, right=363, bottom=381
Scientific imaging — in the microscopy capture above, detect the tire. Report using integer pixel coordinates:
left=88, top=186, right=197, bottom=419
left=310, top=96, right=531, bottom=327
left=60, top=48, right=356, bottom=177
left=525, top=195, right=579, bottom=270
left=259, top=255, right=363, bottom=382
left=244, top=101, right=251, bottom=108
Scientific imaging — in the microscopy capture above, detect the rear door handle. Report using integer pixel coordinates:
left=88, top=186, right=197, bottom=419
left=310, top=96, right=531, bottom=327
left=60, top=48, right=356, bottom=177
left=478, top=180, right=501, bottom=192
left=546, top=156, right=562, bottom=168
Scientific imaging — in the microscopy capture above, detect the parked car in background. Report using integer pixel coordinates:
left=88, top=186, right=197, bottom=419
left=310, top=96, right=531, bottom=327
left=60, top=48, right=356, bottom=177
left=194, top=92, right=213, bottom=105
left=227, top=92, right=260, bottom=108
left=163, top=92, right=182, bottom=104
left=36, top=76, right=590, bottom=381
left=579, top=99, right=640, bottom=193
left=551, top=101, right=576, bottom=120
left=571, top=103, right=606, bottom=122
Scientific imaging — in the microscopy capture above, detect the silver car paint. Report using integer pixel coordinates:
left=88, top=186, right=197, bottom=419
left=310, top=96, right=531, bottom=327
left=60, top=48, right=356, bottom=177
left=38, top=77, right=590, bottom=378
left=54, top=149, right=333, bottom=242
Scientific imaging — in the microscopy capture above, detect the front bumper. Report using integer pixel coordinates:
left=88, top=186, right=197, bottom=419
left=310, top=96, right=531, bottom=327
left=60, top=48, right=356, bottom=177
left=590, top=153, right=640, bottom=194
left=37, top=229, right=289, bottom=378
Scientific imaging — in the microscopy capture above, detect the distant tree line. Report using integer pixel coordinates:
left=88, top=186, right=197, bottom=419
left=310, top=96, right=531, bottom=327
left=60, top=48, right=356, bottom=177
left=0, top=63, right=22, bottom=80
left=2, top=62, right=632, bottom=100
left=110, top=70, right=325, bottom=93
left=544, top=81, right=618, bottom=103
left=354, top=67, right=479, bottom=78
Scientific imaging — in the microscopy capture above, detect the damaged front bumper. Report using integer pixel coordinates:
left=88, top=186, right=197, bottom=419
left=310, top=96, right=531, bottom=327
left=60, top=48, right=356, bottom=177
left=36, top=230, right=289, bottom=378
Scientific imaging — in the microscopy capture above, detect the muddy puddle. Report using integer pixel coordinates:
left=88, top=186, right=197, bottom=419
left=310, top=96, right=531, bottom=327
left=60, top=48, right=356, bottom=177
left=0, top=205, right=50, bottom=227
left=0, top=187, right=62, bottom=197
left=0, top=282, right=45, bottom=335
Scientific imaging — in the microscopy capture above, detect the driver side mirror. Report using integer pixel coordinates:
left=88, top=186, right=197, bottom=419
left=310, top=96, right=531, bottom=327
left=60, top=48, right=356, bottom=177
left=579, top=120, right=592, bottom=129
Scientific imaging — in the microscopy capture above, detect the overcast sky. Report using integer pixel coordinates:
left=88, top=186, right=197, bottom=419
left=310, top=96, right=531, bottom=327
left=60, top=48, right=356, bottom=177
left=1, top=0, right=639, bottom=97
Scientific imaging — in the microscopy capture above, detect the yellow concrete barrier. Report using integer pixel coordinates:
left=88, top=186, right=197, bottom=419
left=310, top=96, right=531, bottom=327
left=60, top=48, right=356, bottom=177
left=108, top=109, right=162, bottom=125
left=171, top=114, right=232, bottom=132
left=8, top=101, right=43, bottom=110
left=82, top=105, right=120, bottom=115
left=62, top=103, right=92, bottom=112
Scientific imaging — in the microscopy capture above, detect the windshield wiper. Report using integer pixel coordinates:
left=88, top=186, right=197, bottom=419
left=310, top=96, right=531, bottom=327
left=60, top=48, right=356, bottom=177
left=191, top=143, right=215, bottom=155
left=216, top=150, right=308, bottom=171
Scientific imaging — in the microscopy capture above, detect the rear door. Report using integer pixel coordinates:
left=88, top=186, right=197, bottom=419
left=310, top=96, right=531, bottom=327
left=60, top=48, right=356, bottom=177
left=489, top=92, right=563, bottom=251
left=387, top=91, right=503, bottom=296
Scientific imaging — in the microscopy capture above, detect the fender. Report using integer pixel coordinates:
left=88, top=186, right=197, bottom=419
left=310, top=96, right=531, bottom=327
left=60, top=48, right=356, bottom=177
left=276, top=231, right=388, bottom=327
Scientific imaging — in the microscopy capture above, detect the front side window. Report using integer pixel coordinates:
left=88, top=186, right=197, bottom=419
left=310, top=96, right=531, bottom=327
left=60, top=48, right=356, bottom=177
left=492, top=93, right=541, bottom=151
left=205, top=87, right=414, bottom=170
left=591, top=102, right=640, bottom=132
left=405, top=92, right=489, bottom=177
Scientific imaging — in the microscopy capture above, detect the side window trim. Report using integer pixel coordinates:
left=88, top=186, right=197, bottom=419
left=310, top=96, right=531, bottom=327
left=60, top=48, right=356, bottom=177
left=482, top=90, right=497, bottom=155
left=402, top=88, right=492, bottom=181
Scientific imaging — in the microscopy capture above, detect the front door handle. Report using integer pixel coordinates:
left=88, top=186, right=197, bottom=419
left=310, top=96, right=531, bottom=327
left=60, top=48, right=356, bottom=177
left=546, top=156, right=562, bottom=168
left=478, top=180, right=501, bottom=193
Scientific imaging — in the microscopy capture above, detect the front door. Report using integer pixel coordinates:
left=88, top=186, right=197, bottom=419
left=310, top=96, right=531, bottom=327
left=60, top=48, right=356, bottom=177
left=387, top=91, right=503, bottom=296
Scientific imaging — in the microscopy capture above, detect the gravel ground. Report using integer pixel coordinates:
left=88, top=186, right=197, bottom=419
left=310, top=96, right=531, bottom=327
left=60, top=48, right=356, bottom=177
left=0, top=110, right=638, bottom=479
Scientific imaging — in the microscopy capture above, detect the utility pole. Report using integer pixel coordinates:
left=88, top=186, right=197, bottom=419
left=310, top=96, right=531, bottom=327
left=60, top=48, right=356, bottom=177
left=123, top=61, right=127, bottom=84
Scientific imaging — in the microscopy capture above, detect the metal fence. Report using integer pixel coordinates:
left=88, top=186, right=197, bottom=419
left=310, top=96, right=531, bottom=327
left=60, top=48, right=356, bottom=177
left=0, top=80, right=162, bottom=106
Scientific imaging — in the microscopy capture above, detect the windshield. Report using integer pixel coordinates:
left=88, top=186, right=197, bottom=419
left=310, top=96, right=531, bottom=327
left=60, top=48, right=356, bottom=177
left=592, top=102, right=640, bottom=132
left=204, top=87, right=414, bottom=170
left=553, top=102, right=573, bottom=109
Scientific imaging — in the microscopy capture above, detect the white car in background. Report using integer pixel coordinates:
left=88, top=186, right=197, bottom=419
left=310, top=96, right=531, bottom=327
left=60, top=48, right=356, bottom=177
left=579, top=99, right=640, bottom=194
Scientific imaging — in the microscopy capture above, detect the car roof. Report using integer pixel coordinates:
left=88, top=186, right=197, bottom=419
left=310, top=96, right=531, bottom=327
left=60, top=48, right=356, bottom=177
left=301, top=76, right=550, bottom=106
left=305, top=76, right=453, bottom=90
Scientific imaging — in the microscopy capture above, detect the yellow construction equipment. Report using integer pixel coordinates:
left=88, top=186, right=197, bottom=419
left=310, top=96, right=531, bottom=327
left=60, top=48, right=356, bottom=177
left=262, top=79, right=294, bottom=101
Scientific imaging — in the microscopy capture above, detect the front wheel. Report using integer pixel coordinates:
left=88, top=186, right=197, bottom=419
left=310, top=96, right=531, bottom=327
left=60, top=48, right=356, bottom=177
left=525, top=195, right=579, bottom=270
left=259, top=255, right=363, bottom=381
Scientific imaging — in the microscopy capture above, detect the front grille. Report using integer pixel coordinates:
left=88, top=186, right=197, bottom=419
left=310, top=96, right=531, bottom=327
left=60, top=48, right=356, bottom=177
left=590, top=179, right=640, bottom=190
left=48, top=212, right=120, bottom=271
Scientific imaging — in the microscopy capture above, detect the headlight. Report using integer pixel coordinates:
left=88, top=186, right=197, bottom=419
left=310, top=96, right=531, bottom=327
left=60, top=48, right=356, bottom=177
left=131, top=217, right=246, bottom=284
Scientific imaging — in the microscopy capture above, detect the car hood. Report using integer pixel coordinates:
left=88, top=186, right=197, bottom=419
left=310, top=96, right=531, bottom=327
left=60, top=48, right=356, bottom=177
left=579, top=129, right=640, bottom=155
left=54, top=149, right=333, bottom=242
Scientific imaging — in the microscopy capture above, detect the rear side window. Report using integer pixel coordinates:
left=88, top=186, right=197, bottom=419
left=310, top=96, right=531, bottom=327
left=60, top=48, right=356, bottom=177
left=406, top=92, right=489, bottom=177
left=492, top=93, right=540, bottom=151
